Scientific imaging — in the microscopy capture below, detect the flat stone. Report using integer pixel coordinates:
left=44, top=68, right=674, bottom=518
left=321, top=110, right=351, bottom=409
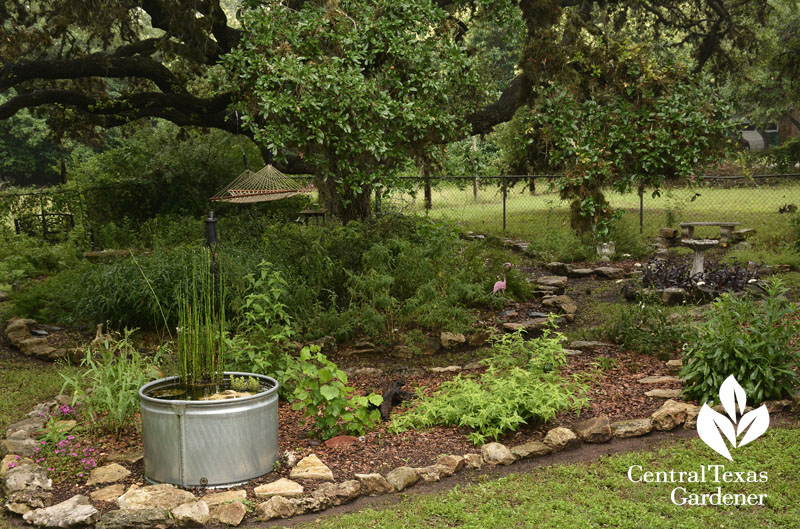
left=567, top=268, right=594, bottom=278
left=545, top=262, right=570, bottom=275
left=23, top=494, right=99, bottom=528
left=543, top=427, right=580, bottom=452
left=502, top=317, right=553, bottom=334
left=1, top=454, right=32, bottom=477
left=1, top=438, right=39, bottom=458
left=350, top=340, right=378, bottom=355
left=427, top=365, right=462, bottom=373
left=542, top=295, right=577, bottom=315
left=593, top=266, right=625, bottom=279
left=308, top=480, right=361, bottom=507
left=106, top=450, right=144, bottom=465
left=6, top=490, right=53, bottom=515
left=253, top=478, right=303, bottom=499
left=645, top=388, right=681, bottom=399
left=350, top=367, right=383, bottom=377
left=118, top=484, right=196, bottom=511
left=4, top=464, right=52, bottom=493
left=659, top=287, right=687, bottom=305
left=658, top=227, right=679, bottom=238
left=90, top=484, right=126, bottom=503
left=467, top=332, right=489, bottom=347
left=563, top=349, right=583, bottom=356
left=665, top=359, right=683, bottom=374
left=210, top=502, right=247, bottom=526
left=684, top=406, right=701, bottom=430
left=171, top=501, right=209, bottom=526
left=511, top=441, right=552, bottom=459
left=765, top=400, right=792, bottom=413
left=536, top=276, right=568, bottom=290
left=95, top=508, right=173, bottom=529
left=6, top=416, right=46, bottom=439
left=567, top=341, right=613, bottom=352
left=638, top=375, right=680, bottom=384
left=324, top=435, right=359, bottom=448
left=572, top=416, right=612, bottom=443
left=440, top=332, right=466, bottom=348
left=481, top=442, right=514, bottom=465
left=463, top=453, right=483, bottom=469
left=385, top=466, right=419, bottom=491
left=86, top=463, right=131, bottom=486
left=611, top=418, right=653, bottom=438
left=435, top=454, right=466, bottom=471
left=354, top=473, right=394, bottom=495
left=414, top=464, right=454, bottom=483
left=651, top=400, right=698, bottom=431
left=255, top=496, right=298, bottom=521
left=201, top=490, right=246, bottom=507
left=289, top=454, right=333, bottom=481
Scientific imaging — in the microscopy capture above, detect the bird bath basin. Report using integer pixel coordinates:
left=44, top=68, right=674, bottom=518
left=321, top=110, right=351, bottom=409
left=681, top=238, right=720, bottom=276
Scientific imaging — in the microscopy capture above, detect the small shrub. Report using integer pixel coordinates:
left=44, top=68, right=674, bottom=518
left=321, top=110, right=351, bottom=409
left=59, top=330, right=162, bottom=435
left=681, top=279, right=800, bottom=405
left=604, top=292, right=697, bottom=359
left=389, top=330, right=589, bottom=445
left=284, top=346, right=383, bottom=440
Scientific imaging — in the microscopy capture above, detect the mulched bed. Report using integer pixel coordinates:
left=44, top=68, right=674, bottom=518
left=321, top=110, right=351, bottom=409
left=39, top=341, right=683, bottom=513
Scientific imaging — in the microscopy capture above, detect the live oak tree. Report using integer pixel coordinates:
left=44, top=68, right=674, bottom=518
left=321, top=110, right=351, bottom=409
left=0, top=0, right=770, bottom=220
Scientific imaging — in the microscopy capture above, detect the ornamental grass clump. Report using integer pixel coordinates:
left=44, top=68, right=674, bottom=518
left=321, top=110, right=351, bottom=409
left=177, top=247, right=227, bottom=392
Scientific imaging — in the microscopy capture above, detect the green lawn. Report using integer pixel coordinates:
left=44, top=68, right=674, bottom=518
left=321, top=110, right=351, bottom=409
left=293, top=427, right=800, bottom=529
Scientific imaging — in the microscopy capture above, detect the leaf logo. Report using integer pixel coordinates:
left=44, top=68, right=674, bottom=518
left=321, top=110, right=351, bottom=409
left=696, top=375, right=769, bottom=461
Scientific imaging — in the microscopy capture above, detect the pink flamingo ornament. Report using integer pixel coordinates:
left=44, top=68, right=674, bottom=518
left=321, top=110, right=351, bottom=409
left=493, top=262, right=512, bottom=294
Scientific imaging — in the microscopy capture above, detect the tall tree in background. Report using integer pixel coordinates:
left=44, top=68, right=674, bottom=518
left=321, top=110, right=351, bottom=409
left=0, top=0, right=770, bottom=218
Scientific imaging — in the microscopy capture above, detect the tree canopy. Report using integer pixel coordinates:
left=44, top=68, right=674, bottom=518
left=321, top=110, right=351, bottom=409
left=0, top=0, right=774, bottom=217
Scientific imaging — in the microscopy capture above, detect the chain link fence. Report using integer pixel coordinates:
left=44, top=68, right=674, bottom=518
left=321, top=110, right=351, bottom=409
left=379, top=175, right=800, bottom=245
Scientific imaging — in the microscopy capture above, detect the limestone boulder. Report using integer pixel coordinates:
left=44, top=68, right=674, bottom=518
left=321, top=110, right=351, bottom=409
left=543, top=427, right=580, bottom=452
left=254, top=478, right=303, bottom=499
left=289, top=454, right=333, bottom=481
left=6, top=416, right=46, bottom=440
left=255, top=496, right=298, bottom=521
left=463, top=454, right=483, bottom=469
left=23, top=495, right=99, bottom=528
left=572, top=416, right=612, bottom=444
left=95, top=508, right=173, bottom=529
left=645, top=388, right=681, bottom=398
left=309, top=480, right=361, bottom=508
left=354, top=473, right=394, bottom=495
left=593, top=266, right=625, bottom=279
left=118, top=484, right=196, bottom=511
left=210, top=502, right=247, bottom=526
left=440, top=332, right=466, bottom=349
left=201, top=490, right=246, bottom=507
left=611, top=418, right=653, bottom=438
left=86, top=463, right=131, bottom=486
left=5, top=490, right=53, bottom=515
left=651, top=400, right=697, bottom=431
left=4, top=464, right=52, bottom=494
left=567, top=341, right=613, bottom=352
left=414, top=464, right=454, bottom=483
left=638, top=375, right=681, bottom=384
left=171, top=501, right=209, bottom=526
left=511, top=441, right=552, bottom=459
left=90, top=484, right=126, bottom=503
left=435, top=454, right=466, bottom=472
left=385, top=466, right=419, bottom=491
left=481, top=442, right=514, bottom=465
left=1, top=438, right=40, bottom=458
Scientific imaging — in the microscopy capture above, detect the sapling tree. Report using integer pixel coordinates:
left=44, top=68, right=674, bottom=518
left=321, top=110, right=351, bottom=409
left=534, top=41, right=736, bottom=236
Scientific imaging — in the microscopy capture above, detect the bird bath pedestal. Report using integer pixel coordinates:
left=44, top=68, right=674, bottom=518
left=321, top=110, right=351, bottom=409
left=681, top=239, right=720, bottom=276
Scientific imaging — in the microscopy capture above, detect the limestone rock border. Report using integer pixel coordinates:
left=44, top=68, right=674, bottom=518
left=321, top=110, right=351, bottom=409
left=2, top=396, right=796, bottom=527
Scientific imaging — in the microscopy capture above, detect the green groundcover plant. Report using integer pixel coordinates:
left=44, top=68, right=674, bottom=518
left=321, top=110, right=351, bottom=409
left=681, top=279, right=800, bottom=405
left=390, top=329, right=589, bottom=444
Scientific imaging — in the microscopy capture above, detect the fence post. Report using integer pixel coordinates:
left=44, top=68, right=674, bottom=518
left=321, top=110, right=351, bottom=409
left=472, top=136, right=478, bottom=202
left=374, top=187, right=381, bottom=214
left=638, top=185, right=644, bottom=234
left=502, top=178, right=507, bottom=232
left=424, top=170, right=432, bottom=211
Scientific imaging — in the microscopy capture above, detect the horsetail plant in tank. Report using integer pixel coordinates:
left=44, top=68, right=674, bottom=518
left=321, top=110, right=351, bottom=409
left=177, top=247, right=227, bottom=393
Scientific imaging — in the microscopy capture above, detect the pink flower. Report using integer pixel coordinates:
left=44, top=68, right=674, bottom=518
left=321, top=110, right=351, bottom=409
left=7, top=462, right=17, bottom=469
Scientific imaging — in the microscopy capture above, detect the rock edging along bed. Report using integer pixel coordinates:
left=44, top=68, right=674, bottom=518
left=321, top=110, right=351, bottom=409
left=2, top=398, right=796, bottom=528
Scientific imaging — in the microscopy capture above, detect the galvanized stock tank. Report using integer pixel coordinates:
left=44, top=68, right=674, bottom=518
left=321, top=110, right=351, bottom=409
left=139, top=372, right=279, bottom=488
